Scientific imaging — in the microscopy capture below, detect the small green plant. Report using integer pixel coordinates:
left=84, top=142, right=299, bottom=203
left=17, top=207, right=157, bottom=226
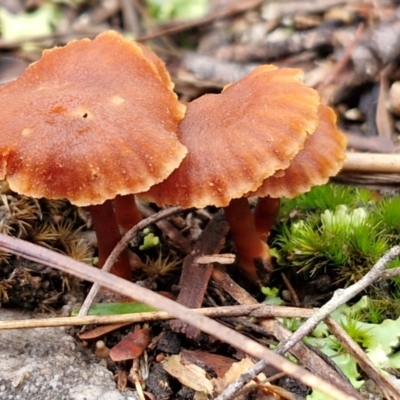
left=273, top=186, right=393, bottom=282
left=306, top=297, right=400, bottom=399
left=373, top=196, right=400, bottom=236
left=272, top=183, right=400, bottom=322
left=139, top=228, right=160, bottom=251
left=278, top=185, right=373, bottom=220
left=268, top=185, right=400, bottom=399
left=361, top=298, right=387, bottom=324
left=142, top=251, right=181, bottom=280
left=261, top=286, right=284, bottom=306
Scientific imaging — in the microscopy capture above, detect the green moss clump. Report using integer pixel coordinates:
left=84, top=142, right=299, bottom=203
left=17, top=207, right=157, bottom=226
left=271, top=184, right=400, bottom=321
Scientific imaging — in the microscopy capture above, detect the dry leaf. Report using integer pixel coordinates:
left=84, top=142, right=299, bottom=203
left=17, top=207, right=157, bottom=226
left=182, top=349, right=235, bottom=377
left=162, top=354, right=213, bottom=395
left=213, top=357, right=266, bottom=394
left=79, top=322, right=132, bottom=340
left=257, top=383, right=300, bottom=400
left=194, top=392, right=209, bottom=400
left=109, top=328, right=150, bottom=362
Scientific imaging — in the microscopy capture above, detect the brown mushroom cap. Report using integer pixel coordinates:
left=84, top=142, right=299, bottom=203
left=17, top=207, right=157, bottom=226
left=0, top=31, right=187, bottom=206
left=136, top=43, right=174, bottom=91
left=140, top=65, right=321, bottom=208
left=251, top=105, right=347, bottom=198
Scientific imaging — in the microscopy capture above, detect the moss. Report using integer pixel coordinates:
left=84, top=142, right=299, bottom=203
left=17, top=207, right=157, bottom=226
left=0, top=189, right=93, bottom=264
left=271, top=184, right=400, bottom=320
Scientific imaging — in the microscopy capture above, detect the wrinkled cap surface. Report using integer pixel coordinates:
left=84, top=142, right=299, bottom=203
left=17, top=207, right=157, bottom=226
left=252, top=105, right=347, bottom=198
left=0, top=30, right=187, bottom=206
left=141, top=65, right=321, bottom=208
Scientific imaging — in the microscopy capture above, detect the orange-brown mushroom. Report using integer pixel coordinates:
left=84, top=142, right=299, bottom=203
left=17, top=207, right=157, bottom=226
left=140, top=65, right=321, bottom=282
left=227, top=106, right=346, bottom=280
left=251, top=105, right=347, bottom=241
left=0, top=31, right=187, bottom=279
left=113, top=42, right=178, bottom=233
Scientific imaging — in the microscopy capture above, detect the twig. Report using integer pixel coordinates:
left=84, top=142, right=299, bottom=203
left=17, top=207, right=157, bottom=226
left=171, top=209, right=229, bottom=337
left=78, top=206, right=182, bottom=317
left=215, top=23, right=335, bottom=62
left=344, top=132, right=395, bottom=153
left=136, top=0, right=263, bottom=42
left=212, top=268, right=363, bottom=400
left=334, top=172, right=400, bottom=189
left=130, top=357, right=146, bottom=400
left=281, top=272, right=300, bottom=307
left=121, top=0, right=141, bottom=37
left=376, top=64, right=394, bottom=140
left=343, top=153, right=400, bottom=173
left=317, top=23, right=365, bottom=92
left=136, top=201, right=192, bottom=253
left=0, top=304, right=315, bottom=330
left=215, top=361, right=271, bottom=400
left=278, top=245, right=400, bottom=355
left=0, top=233, right=357, bottom=400
left=381, top=267, right=400, bottom=279
left=326, top=317, right=400, bottom=399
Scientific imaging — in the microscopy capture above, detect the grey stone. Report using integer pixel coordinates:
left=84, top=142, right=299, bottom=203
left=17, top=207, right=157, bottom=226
left=0, top=309, right=136, bottom=400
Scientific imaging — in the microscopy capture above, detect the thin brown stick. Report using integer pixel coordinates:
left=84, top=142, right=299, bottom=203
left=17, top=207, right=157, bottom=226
left=382, top=267, right=400, bottom=279
left=376, top=64, right=394, bottom=140
left=136, top=0, right=264, bottom=42
left=317, top=23, right=365, bottom=92
left=215, top=360, right=274, bottom=400
left=78, top=206, right=183, bottom=317
left=281, top=272, right=301, bottom=307
left=0, top=233, right=356, bottom=400
left=278, top=245, right=400, bottom=355
left=326, top=317, right=400, bottom=399
left=0, top=304, right=315, bottom=331
left=136, top=201, right=192, bottom=254
left=212, top=268, right=363, bottom=400
left=120, top=0, right=141, bottom=37
left=343, top=153, right=400, bottom=173
left=171, top=209, right=229, bottom=337
left=217, top=242, right=400, bottom=399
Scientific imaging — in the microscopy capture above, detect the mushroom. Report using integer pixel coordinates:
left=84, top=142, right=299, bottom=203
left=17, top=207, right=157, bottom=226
left=250, top=104, right=347, bottom=253
left=113, top=41, right=180, bottom=233
left=225, top=106, right=346, bottom=281
left=140, top=65, right=322, bottom=282
left=0, top=31, right=187, bottom=279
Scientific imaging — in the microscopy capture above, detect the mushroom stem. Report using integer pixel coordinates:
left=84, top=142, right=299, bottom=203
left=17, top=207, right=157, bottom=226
left=224, top=197, right=272, bottom=283
left=254, top=197, right=281, bottom=241
left=114, top=194, right=142, bottom=232
left=88, top=200, right=132, bottom=280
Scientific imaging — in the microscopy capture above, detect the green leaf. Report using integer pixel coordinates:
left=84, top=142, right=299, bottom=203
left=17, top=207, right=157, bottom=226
left=364, top=317, right=400, bottom=355
left=261, top=286, right=284, bottom=306
left=139, top=228, right=160, bottom=250
left=72, top=302, right=156, bottom=316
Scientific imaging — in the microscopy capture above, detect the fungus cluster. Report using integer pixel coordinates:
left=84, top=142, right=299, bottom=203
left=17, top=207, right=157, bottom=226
left=0, top=31, right=187, bottom=279
left=141, top=66, right=347, bottom=282
left=0, top=30, right=346, bottom=285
